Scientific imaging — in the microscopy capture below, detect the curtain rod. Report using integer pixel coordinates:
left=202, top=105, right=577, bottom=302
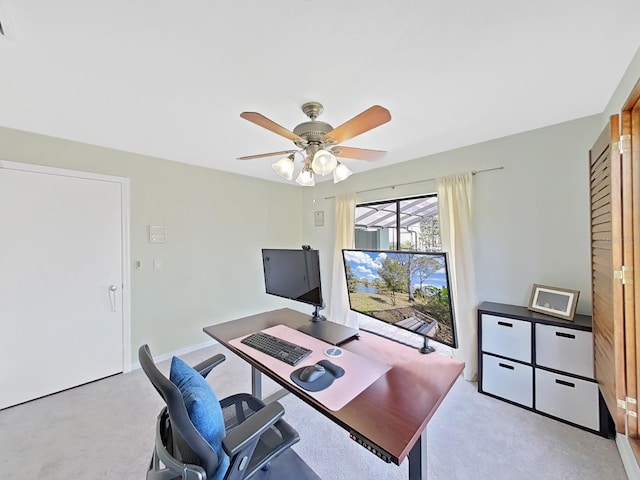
left=324, top=166, right=504, bottom=200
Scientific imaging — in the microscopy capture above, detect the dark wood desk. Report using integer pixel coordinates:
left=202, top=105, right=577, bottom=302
left=203, top=308, right=464, bottom=480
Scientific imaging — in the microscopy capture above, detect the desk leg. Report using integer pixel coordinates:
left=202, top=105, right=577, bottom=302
left=251, top=366, right=262, bottom=399
left=251, top=366, right=290, bottom=404
left=408, top=429, right=427, bottom=480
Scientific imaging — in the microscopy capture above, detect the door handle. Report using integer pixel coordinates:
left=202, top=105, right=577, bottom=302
left=108, top=284, right=118, bottom=312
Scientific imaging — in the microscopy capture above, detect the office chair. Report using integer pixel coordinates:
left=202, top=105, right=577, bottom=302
left=139, top=344, right=318, bottom=480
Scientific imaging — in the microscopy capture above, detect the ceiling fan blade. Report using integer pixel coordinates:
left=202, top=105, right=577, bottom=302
left=240, top=112, right=307, bottom=144
left=331, top=146, right=387, bottom=161
left=323, top=105, right=391, bottom=145
left=237, top=150, right=297, bottom=160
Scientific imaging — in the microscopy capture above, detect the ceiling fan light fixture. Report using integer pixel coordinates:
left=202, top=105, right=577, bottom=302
left=333, top=162, right=353, bottom=183
left=272, top=154, right=295, bottom=180
left=239, top=102, right=391, bottom=186
left=311, top=149, right=338, bottom=175
left=295, top=165, right=315, bottom=187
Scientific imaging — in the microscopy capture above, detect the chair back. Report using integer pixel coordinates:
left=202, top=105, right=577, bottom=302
left=139, top=344, right=220, bottom=478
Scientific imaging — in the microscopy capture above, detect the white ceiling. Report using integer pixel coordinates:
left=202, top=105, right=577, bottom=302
left=1, top=0, right=639, bottom=184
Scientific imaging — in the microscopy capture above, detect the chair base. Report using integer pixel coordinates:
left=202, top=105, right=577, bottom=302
left=249, top=448, right=321, bottom=480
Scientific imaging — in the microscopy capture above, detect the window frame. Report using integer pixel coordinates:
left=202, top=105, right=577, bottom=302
left=355, top=193, right=440, bottom=252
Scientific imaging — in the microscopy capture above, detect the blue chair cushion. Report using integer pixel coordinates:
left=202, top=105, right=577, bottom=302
left=170, top=356, right=229, bottom=480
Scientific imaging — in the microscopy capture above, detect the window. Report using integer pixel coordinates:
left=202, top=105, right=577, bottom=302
left=354, top=194, right=441, bottom=252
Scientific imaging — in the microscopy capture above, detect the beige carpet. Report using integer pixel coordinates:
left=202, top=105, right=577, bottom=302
left=0, top=343, right=627, bottom=479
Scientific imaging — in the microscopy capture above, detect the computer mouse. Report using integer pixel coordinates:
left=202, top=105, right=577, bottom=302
left=299, top=364, right=326, bottom=382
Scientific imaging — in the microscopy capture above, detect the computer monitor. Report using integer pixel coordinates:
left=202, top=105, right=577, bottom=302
left=261, top=247, right=359, bottom=345
left=262, top=248, right=323, bottom=312
left=342, top=248, right=458, bottom=353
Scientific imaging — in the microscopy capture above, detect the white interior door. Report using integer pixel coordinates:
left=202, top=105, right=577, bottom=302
left=0, top=163, right=127, bottom=409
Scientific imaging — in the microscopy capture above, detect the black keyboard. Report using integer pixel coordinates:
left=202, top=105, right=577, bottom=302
left=241, top=331, right=312, bottom=366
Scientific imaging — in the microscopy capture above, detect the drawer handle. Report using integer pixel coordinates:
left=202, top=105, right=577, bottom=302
left=555, top=332, right=575, bottom=339
left=497, top=321, right=513, bottom=328
left=498, top=363, right=515, bottom=370
left=555, top=379, right=575, bottom=388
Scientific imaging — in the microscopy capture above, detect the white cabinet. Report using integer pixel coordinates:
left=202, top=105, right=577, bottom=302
left=478, top=302, right=604, bottom=435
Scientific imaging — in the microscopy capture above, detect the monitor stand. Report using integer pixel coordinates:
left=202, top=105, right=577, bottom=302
left=297, top=306, right=359, bottom=346
left=419, top=336, right=435, bottom=354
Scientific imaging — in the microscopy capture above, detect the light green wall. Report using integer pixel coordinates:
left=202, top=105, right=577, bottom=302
left=2, top=44, right=638, bottom=354
left=303, top=114, right=602, bottom=316
left=0, top=126, right=303, bottom=356
left=304, top=44, right=640, bottom=319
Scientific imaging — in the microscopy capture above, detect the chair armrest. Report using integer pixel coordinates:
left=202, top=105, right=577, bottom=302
left=193, top=353, right=226, bottom=378
left=222, top=402, right=285, bottom=456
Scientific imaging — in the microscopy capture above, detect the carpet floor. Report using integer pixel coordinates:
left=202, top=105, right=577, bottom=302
left=0, top=343, right=627, bottom=479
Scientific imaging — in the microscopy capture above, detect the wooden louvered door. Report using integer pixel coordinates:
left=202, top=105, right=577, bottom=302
left=624, top=86, right=640, bottom=443
left=589, top=115, right=627, bottom=434
left=590, top=93, right=640, bottom=463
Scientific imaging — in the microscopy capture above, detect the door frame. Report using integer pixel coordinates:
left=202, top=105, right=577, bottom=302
left=0, top=159, right=132, bottom=372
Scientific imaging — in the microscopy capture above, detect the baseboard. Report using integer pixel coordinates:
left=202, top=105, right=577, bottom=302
left=130, top=339, right=218, bottom=370
left=617, top=434, right=640, bottom=480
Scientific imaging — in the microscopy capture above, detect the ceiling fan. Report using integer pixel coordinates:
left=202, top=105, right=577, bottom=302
left=238, top=101, right=391, bottom=186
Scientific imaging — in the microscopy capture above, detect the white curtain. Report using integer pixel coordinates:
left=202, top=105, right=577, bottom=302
left=437, top=173, right=478, bottom=381
left=328, top=193, right=357, bottom=328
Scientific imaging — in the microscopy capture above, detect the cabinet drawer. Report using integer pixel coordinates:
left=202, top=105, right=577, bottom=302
left=535, top=324, right=594, bottom=378
left=535, top=369, right=599, bottom=430
left=481, top=314, right=531, bottom=362
left=481, top=354, right=533, bottom=408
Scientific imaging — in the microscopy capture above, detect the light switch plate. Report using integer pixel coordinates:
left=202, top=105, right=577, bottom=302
left=314, top=211, right=324, bottom=227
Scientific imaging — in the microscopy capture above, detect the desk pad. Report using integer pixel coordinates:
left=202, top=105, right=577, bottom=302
left=229, top=324, right=391, bottom=411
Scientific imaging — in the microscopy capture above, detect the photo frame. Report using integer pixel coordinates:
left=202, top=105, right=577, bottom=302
left=527, top=284, right=580, bottom=321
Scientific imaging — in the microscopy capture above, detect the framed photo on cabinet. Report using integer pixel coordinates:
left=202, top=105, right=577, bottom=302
left=528, top=284, right=580, bottom=321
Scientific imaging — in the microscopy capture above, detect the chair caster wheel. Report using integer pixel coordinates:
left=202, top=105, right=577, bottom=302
left=261, top=462, right=271, bottom=472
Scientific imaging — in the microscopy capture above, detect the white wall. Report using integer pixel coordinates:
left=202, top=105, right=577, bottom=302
left=302, top=114, right=602, bottom=317
left=0, top=126, right=304, bottom=356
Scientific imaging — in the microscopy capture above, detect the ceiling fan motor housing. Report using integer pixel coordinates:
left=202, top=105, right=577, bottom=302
left=293, top=121, right=334, bottom=148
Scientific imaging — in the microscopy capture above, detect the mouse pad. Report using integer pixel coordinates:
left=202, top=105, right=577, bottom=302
left=290, top=364, right=336, bottom=392
left=290, top=359, right=345, bottom=392
left=229, top=325, right=391, bottom=411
